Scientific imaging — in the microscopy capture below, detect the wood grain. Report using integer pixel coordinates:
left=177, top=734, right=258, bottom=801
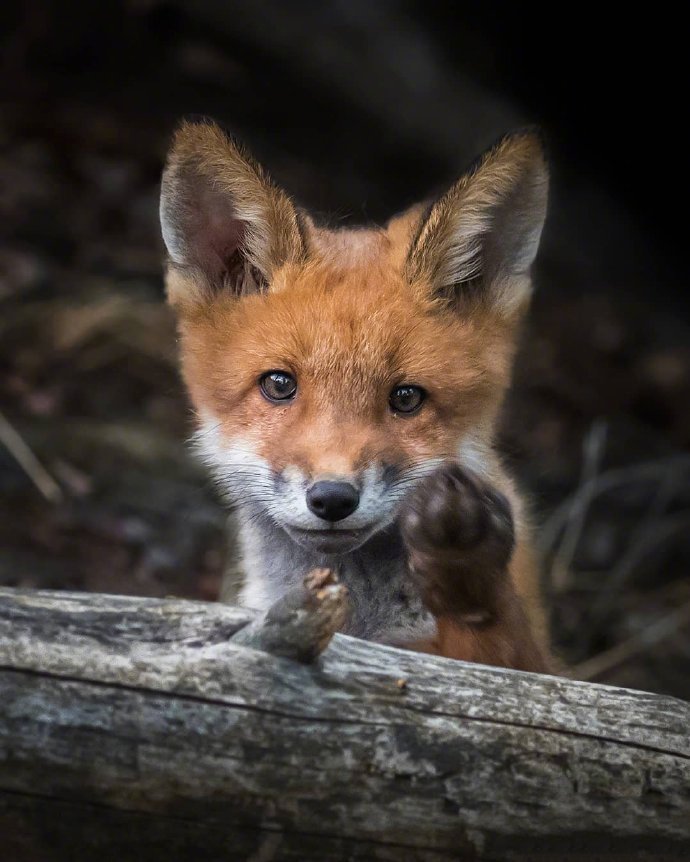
left=0, top=587, right=688, bottom=861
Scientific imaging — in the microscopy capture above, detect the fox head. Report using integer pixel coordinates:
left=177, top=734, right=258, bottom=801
left=160, top=120, right=548, bottom=555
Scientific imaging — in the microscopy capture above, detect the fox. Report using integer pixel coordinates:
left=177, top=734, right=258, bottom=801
left=160, top=119, right=552, bottom=673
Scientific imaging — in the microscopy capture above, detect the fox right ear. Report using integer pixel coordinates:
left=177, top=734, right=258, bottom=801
left=405, top=131, right=548, bottom=318
left=160, top=120, right=306, bottom=308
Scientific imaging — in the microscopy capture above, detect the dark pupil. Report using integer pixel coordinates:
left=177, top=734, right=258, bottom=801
left=268, top=374, right=294, bottom=398
left=392, top=386, right=422, bottom=412
left=271, top=374, right=291, bottom=394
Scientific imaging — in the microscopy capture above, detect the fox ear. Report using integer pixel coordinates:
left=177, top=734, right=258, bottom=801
left=406, top=131, right=548, bottom=316
left=160, top=120, right=306, bottom=307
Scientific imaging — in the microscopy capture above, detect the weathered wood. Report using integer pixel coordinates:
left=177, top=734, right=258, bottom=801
left=0, top=587, right=688, bottom=861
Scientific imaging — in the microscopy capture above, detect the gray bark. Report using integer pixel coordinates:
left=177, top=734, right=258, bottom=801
left=0, top=584, right=689, bottom=861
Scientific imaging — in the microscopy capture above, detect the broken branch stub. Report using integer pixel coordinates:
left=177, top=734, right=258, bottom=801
left=231, top=568, right=349, bottom=662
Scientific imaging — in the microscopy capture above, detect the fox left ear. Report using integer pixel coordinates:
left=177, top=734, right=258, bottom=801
left=160, top=120, right=306, bottom=308
left=406, top=131, right=549, bottom=317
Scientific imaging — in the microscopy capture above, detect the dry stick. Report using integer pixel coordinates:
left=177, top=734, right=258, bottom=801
left=587, top=482, right=689, bottom=624
left=548, top=420, right=608, bottom=593
left=538, top=454, right=690, bottom=656
left=567, top=599, right=690, bottom=681
left=579, top=514, right=690, bottom=667
left=538, top=454, right=690, bottom=559
left=0, top=410, right=63, bottom=503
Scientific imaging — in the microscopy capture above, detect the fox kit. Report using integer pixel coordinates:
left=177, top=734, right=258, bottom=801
left=160, top=120, right=552, bottom=672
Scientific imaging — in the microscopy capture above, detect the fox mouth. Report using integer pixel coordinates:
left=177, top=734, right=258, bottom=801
left=284, top=525, right=374, bottom=554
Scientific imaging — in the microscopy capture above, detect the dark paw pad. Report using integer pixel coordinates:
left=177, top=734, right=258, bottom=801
left=400, top=462, right=515, bottom=619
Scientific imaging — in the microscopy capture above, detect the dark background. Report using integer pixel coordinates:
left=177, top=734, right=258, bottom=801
left=1, top=1, right=688, bottom=696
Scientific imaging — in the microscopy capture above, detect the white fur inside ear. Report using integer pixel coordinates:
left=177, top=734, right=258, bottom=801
left=435, top=176, right=547, bottom=292
left=437, top=222, right=485, bottom=287
left=407, top=133, right=549, bottom=312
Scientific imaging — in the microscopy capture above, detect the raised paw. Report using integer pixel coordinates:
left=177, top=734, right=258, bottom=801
left=399, top=462, right=515, bottom=623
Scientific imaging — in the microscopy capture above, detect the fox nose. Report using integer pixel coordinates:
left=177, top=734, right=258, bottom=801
left=306, top=481, right=360, bottom=522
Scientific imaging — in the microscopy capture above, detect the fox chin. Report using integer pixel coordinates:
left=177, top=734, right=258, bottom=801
left=160, top=119, right=553, bottom=672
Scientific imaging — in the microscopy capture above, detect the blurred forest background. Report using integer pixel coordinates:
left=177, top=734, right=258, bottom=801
left=1, top=1, right=688, bottom=697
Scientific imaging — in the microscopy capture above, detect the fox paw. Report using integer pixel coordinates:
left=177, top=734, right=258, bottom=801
left=400, top=462, right=515, bottom=623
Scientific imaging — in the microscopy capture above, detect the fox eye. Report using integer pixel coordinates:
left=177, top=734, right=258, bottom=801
left=389, top=384, right=426, bottom=415
left=260, top=371, right=297, bottom=402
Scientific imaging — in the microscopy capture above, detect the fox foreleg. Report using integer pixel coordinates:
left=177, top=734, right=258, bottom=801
left=400, top=463, right=551, bottom=673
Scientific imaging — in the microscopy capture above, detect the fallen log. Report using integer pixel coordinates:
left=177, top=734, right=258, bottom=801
left=0, top=580, right=688, bottom=861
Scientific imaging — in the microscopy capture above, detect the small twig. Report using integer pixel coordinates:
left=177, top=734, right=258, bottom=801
left=588, top=508, right=690, bottom=626
left=566, top=599, right=690, bottom=681
left=0, top=410, right=63, bottom=503
left=548, top=420, right=608, bottom=593
left=579, top=512, right=690, bottom=656
left=538, top=455, right=690, bottom=558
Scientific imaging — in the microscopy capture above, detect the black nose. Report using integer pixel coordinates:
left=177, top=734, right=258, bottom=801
left=306, top=481, right=360, bottom=522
